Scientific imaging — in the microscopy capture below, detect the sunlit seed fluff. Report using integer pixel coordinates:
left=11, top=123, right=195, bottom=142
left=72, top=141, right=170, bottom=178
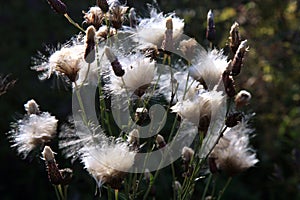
left=210, top=120, right=258, bottom=176
left=8, top=100, right=58, bottom=158
left=179, top=38, right=198, bottom=62
left=32, top=44, right=85, bottom=83
left=171, top=90, right=224, bottom=127
left=136, top=8, right=184, bottom=47
left=107, top=52, right=156, bottom=95
left=189, top=49, right=229, bottom=90
left=81, top=141, right=136, bottom=189
left=235, top=90, right=251, bottom=108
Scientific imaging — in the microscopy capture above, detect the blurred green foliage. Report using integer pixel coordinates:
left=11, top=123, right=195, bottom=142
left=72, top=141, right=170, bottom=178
left=0, top=0, right=299, bottom=199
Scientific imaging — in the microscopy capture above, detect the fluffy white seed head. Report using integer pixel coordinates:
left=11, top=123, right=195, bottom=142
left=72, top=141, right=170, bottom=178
left=81, top=141, right=136, bottom=188
left=9, top=112, right=58, bottom=158
left=189, top=49, right=229, bottom=90
left=135, top=8, right=184, bottom=46
left=210, top=119, right=258, bottom=176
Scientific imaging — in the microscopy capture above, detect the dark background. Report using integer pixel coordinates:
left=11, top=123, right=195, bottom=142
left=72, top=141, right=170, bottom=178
left=1, top=0, right=299, bottom=199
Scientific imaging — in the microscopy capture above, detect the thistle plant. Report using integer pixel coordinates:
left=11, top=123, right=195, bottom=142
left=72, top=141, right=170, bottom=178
left=6, top=0, right=259, bottom=199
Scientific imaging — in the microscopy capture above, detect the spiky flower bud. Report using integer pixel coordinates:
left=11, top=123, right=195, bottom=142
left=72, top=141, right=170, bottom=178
left=229, top=22, right=241, bottom=54
left=46, top=0, right=67, bottom=15
left=24, top=99, right=40, bottom=115
left=96, top=0, right=109, bottom=13
left=231, top=40, right=248, bottom=76
left=84, top=26, right=96, bottom=63
left=206, top=10, right=216, bottom=42
left=104, top=46, right=125, bottom=77
left=222, top=70, right=236, bottom=97
left=129, top=8, right=137, bottom=28
left=235, top=90, right=251, bottom=108
left=42, top=145, right=55, bottom=161
left=42, top=146, right=73, bottom=185
left=127, top=129, right=140, bottom=150
left=181, top=146, right=194, bottom=177
left=156, top=134, right=166, bottom=149
left=181, top=146, right=194, bottom=163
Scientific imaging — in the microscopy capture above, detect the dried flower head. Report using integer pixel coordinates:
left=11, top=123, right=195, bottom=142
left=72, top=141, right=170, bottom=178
left=84, top=26, right=96, bottom=63
left=235, top=90, right=252, bottom=108
left=81, top=140, right=136, bottom=189
left=209, top=119, right=258, bottom=176
left=8, top=100, right=58, bottom=158
left=206, top=9, right=216, bottom=42
left=83, top=6, right=104, bottom=29
left=189, top=49, right=228, bottom=90
left=32, top=44, right=85, bottom=83
left=46, top=0, right=67, bottom=15
left=109, top=5, right=128, bottom=30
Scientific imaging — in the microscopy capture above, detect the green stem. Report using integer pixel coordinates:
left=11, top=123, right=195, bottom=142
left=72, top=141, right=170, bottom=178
left=64, top=14, right=86, bottom=32
left=54, top=185, right=61, bottom=200
left=217, top=177, right=232, bottom=200
left=201, top=174, right=212, bottom=200
left=115, top=189, right=119, bottom=200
